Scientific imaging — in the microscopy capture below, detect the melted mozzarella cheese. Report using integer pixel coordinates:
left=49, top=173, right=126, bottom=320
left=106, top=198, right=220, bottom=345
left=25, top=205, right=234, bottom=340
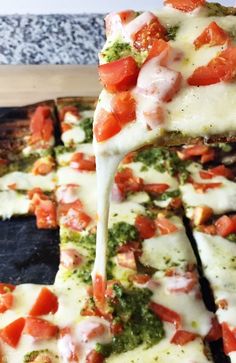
left=61, top=127, right=86, bottom=145
left=109, top=200, right=145, bottom=226
left=140, top=229, right=196, bottom=271
left=166, top=83, right=236, bottom=136
left=180, top=178, right=236, bottom=215
left=194, top=232, right=236, bottom=293
left=0, top=191, right=30, bottom=219
left=0, top=171, right=56, bottom=191
left=151, top=277, right=213, bottom=336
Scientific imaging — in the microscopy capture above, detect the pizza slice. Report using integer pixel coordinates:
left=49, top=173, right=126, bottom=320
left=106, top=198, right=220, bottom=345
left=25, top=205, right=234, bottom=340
left=176, top=143, right=236, bottom=221
left=96, top=1, right=236, bottom=149
left=56, top=97, right=95, bottom=147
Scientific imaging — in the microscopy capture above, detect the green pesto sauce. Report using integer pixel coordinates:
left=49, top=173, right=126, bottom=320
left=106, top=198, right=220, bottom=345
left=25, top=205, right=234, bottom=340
left=0, top=154, right=39, bottom=177
left=54, top=145, right=76, bottom=157
left=75, top=233, right=96, bottom=283
left=135, top=147, right=189, bottom=183
left=80, top=117, right=93, bottom=143
left=102, top=41, right=132, bottom=62
left=102, top=40, right=147, bottom=66
left=108, top=222, right=138, bottom=257
left=156, top=189, right=180, bottom=201
left=23, top=349, right=57, bottom=362
left=217, top=143, right=233, bottom=153
left=205, top=2, right=236, bottom=16
left=226, top=233, right=236, bottom=242
left=96, top=285, right=164, bottom=357
left=166, top=25, right=180, bottom=41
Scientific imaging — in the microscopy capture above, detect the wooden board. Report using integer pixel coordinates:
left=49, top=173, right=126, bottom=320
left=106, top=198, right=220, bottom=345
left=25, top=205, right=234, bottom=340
left=0, top=65, right=101, bottom=106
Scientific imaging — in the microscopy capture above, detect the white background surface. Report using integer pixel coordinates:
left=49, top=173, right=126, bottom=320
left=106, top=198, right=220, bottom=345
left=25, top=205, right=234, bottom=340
left=0, top=0, right=234, bottom=14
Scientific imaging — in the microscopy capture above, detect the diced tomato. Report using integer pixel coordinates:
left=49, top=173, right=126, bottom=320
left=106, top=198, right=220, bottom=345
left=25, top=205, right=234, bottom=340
left=35, top=199, right=57, bottom=229
left=156, top=217, right=178, bottom=235
left=170, top=197, right=182, bottom=209
left=61, top=122, right=73, bottom=133
left=7, top=183, right=17, bottom=190
left=215, top=215, right=236, bottom=237
left=111, top=321, right=123, bottom=335
left=94, top=109, right=121, bottom=142
left=111, top=91, right=136, bottom=126
left=115, top=168, right=143, bottom=194
left=117, top=251, right=137, bottom=270
left=86, top=323, right=106, bottom=340
left=200, top=165, right=234, bottom=180
left=171, top=330, right=198, bottom=345
left=0, top=317, right=25, bottom=348
left=143, top=183, right=169, bottom=194
left=131, top=274, right=151, bottom=284
left=179, top=145, right=214, bottom=163
left=135, top=215, right=156, bottom=239
left=201, top=149, right=215, bottom=164
left=118, top=242, right=142, bottom=257
left=29, top=106, right=54, bottom=145
left=146, top=39, right=170, bottom=64
left=29, top=287, right=58, bottom=316
left=133, top=18, right=167, bottom=51
left=64, top=209, right=91, bottom=231
left=60, top=248, right=83, bottom=269
left=164, top=0, right=205, bottom=12
left=206, top=317, right=222, bottom=342
left=167, top=271, right=198, bottom=293
left=193, top=182, right=222, bottom=193
left=217, top=299, right=228, bottom=310
left=32, top=157, right=55, bottom=175
left=93, top=274, right=106, bottom=311
left=28, top=188, right=46, bottom=202
left=118, top=10, right=136, bottom=23
left=0, top=293, right=14, bottom=313
left=98, top=56, right=139, bottom=93
left=24, top=317, right=58, bottom=340
left=194, top=22, right=230, bottom=49
left=222, top=322, right=236, bottom=355
left=122, top=152, right=136, bottom=164
left=57, top=199, right=83, bottom=218
left=199, top=170, right=214, bottom=179
left=86, top=350, right=104, bottom=363
left=192, top=206, right=213, bottom=226
left=188, top=46, right=236, bottom=86
left=0, top=283, right=15, bottom=294
left=150, top=302, right=181, bottom=328
left=59, top=105, right=79, bottom=122
left=70, top=152, right=96, bottom=171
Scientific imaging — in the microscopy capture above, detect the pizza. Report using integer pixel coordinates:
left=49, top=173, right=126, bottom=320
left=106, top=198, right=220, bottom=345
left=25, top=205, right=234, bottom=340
left=0, top=102, right=56, bottom=221
left=1, top=0, right=236, bottom=362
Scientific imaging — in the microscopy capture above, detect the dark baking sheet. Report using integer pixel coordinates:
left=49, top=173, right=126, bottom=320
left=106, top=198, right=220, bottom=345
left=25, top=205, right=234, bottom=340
left=0, top=216, right=59, bottom=285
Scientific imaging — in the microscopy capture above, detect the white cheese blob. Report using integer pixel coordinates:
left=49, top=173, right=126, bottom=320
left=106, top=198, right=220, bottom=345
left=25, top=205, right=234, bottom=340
left=0, top=171, right=56, bottom=191
left=0, top=191, right=30, bottom=219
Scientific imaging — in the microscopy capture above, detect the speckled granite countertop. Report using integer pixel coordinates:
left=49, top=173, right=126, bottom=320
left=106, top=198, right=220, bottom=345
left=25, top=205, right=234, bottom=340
left=0, top=14, right=105, bottom=64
